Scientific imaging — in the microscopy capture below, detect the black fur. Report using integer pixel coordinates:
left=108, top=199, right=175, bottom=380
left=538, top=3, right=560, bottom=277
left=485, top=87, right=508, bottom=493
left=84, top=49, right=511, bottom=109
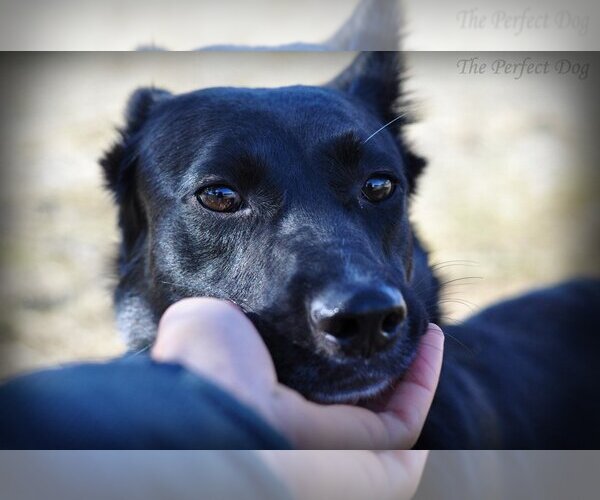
left=101, top=52, right=600, bottom=448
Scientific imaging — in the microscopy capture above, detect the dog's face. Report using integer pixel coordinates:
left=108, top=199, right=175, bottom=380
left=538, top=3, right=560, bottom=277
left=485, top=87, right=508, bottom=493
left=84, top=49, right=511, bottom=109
left=103, top=53, right=437, bottom=403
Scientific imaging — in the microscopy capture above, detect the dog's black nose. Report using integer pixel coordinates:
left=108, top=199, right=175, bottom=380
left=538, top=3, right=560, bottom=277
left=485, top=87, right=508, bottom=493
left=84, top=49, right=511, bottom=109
left=310, top=285, right=407, bottom=358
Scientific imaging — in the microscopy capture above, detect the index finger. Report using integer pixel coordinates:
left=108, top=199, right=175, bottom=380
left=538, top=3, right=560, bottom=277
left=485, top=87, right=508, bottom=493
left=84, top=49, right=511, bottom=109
left=380, top=324, right=445, bottom=447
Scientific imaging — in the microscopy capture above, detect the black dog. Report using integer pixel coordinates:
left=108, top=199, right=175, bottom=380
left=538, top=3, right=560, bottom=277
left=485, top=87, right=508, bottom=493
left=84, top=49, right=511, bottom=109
left=101, top=51, right=600, bottom=448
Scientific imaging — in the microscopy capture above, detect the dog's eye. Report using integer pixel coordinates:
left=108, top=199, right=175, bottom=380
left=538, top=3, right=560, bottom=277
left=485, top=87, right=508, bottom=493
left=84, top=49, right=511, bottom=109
left=196, top=185, right=242, bottom=213
left=362, top=176, right=395, bottom=202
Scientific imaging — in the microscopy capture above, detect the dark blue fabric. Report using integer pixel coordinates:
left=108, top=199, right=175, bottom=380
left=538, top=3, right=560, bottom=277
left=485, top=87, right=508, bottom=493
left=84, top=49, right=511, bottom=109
left=0, top=355, right=292, bottom=450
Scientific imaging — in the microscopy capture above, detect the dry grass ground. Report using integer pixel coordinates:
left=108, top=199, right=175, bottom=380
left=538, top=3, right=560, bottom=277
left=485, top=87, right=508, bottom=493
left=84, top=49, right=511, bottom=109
left=0, top=48, right=598, bottom=379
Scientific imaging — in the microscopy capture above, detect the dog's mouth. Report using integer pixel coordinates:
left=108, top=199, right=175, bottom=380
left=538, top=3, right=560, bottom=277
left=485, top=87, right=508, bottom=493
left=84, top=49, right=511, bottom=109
left=247, top=303, right=424, bottom=407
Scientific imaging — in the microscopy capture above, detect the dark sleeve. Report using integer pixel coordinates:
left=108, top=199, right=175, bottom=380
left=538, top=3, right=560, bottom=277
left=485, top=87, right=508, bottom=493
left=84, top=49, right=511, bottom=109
left=0, top=355, right=292, bottom=450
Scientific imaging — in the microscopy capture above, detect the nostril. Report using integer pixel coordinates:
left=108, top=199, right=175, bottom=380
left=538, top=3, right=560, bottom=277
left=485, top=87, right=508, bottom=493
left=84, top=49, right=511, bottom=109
left=381, top=308, right=406, bottom=335
left=320, top=316, right=359, bottom=339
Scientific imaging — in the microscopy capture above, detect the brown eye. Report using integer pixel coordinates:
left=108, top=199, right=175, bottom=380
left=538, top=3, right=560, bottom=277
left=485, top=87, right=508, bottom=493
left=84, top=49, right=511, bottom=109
left=362, top=176, right=395, bottom=202
left=197, top=185, right=242, bottom=213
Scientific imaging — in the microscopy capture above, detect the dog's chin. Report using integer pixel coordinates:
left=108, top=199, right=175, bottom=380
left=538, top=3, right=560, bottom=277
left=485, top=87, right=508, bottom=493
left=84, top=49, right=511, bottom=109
left=291, top=335, right=422, bottom=408
left=307, top=375, right=396, bottom=406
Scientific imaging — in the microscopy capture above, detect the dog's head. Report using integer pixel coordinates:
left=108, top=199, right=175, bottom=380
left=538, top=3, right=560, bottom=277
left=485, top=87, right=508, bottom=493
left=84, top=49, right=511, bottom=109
left=102, top=52, right=439, bottom=403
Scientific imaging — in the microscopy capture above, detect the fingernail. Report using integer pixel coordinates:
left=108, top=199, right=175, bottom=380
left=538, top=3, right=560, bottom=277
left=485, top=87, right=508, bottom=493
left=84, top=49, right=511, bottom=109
left=427, top=323, right=444, bottom=336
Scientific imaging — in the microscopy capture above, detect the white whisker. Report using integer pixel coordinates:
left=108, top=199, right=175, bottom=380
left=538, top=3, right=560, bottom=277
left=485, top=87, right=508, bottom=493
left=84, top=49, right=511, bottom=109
left=362, top=112, right=407, bottom=144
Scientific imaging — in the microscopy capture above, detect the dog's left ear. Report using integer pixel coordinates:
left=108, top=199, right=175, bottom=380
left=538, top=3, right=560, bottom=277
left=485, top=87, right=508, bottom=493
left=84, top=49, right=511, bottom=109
left=101, top=87, right=172, bottom=199
left=100, top=87, right=172, bottom=254
left=327, top=52, right=426, bottom=192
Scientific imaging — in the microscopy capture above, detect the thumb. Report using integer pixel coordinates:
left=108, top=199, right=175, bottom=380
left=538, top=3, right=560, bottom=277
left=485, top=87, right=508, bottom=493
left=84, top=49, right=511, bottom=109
left=152, top=297, right=277, bottom=408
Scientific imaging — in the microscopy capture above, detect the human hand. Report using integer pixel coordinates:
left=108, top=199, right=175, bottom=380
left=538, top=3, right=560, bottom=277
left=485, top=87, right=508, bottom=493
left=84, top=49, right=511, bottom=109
left=151, top=298, right=444, bottom=450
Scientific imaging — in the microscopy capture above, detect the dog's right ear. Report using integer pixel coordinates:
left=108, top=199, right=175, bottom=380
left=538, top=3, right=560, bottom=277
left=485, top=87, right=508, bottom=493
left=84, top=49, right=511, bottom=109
left=101, top=87, right=171, bottom=255
left=328, top=52, right=426, bottom=193
left=327, top=51, right=402, bottom=121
